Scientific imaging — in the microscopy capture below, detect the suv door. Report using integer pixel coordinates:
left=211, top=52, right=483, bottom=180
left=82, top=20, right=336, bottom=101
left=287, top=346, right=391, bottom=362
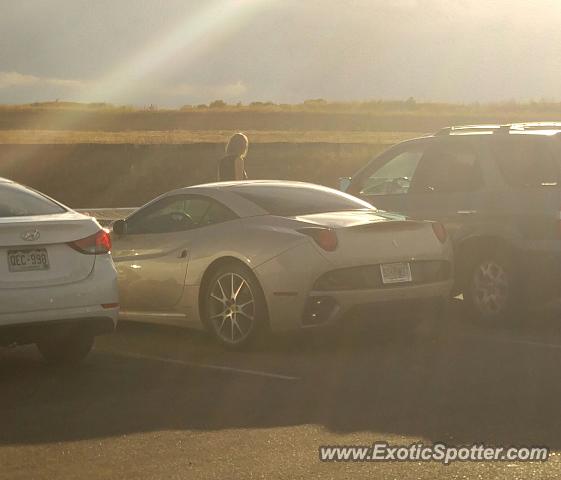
left=405, top=138, right=484, bottom=242
left=352, top=137, right=484, bottom=243
left=488, top=135, right=561, bottom=242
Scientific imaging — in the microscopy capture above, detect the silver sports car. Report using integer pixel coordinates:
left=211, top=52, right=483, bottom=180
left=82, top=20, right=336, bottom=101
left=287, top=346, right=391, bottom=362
left=110, top=181, right=453, bottom=348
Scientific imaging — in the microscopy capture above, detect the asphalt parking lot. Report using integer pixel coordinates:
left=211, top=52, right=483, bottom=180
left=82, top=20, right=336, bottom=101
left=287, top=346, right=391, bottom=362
left=3, top=300, right=561, bottom=479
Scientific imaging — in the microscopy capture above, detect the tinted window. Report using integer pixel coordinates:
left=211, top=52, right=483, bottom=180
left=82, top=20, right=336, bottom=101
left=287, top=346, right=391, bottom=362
left=491, top=137, right=559, bottom=188
left=0, top=183, right=66, bottom=218
left=127, top=195, right=236, bottom=234
left=232, top=185, right=374, bottom=216
left=359, top=147, right=424, bottom=196
left=200, top=201, right=238, bottom=225
left=409, top=142, right=482, bottom=193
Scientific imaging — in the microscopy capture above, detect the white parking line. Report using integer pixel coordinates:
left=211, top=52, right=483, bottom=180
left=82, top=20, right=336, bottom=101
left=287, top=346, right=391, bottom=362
left=108, top=351, right=300, bottom=381
left=501, top=338, right=561, bottom=350
left=462, top=333, right=561, bottom=351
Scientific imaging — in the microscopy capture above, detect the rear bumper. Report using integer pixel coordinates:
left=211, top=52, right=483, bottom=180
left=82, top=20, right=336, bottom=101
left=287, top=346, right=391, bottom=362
left=0, top=316, right=116, bottom=346
left=302, top=280, right=452, bottom=327
left=0, top=254, right=118, bottom=345
left=0, top=304, right=118, bottom=327
left=0, top=254, right=118, bottom=324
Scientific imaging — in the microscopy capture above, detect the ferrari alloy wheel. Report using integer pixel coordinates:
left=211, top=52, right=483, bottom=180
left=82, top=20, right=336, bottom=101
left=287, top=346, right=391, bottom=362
left=205, top=263, right=268, bottom=349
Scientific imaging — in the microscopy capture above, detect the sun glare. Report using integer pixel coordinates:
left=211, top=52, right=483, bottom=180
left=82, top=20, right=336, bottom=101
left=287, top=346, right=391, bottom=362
left=81, top=0, right=269, bottom=104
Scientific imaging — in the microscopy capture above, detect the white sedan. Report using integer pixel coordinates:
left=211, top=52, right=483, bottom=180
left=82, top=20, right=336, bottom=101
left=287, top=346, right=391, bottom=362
left=0, top=178, right=118, bottom=363
left=111, top=181, right=453, bottom=349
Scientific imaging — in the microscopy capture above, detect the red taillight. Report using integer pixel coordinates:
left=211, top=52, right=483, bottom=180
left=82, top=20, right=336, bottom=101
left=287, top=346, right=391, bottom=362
left=431, top=222, right=447, bottom=244
left=101, top=303, right=119, bottom=309
left=298, top=227, right=338, bottom=252
left=68, top=229, right=112, bottom=254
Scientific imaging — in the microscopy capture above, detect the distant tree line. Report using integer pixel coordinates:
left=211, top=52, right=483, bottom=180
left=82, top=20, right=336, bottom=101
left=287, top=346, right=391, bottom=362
left=3, top=98, right=561, bottom=115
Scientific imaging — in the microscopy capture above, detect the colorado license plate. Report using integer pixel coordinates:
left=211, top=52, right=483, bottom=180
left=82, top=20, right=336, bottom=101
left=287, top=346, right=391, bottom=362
left=7, top=248, right=50, bottom=272
left=380, top=262, right=412, bottom=284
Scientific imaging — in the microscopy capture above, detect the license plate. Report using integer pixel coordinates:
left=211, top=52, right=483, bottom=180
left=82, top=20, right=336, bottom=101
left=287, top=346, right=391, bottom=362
left=7, top=248, right=50, bottom=272
left=380, top=262, right=412, bottom=284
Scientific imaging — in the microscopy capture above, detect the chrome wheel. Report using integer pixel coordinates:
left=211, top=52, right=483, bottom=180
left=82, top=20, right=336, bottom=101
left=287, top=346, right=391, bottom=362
left=208, top=272, right=255, bottom=345
left=472, top=260, right=509, bottom=317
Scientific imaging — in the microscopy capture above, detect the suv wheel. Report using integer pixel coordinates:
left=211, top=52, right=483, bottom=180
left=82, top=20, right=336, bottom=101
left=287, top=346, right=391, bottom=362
left=37, top=330, right=95, bottom=365
left=463, top=253, right=521, bottom=325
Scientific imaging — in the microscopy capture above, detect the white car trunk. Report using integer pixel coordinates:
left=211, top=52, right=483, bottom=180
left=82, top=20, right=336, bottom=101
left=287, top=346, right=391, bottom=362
left=295, top=210, right=445, bottom=267
left=0, top=213, right=99, bottom=289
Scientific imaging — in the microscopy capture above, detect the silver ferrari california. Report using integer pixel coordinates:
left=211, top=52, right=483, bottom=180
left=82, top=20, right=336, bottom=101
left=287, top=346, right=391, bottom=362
left=110, top=181, right=453, bottom=348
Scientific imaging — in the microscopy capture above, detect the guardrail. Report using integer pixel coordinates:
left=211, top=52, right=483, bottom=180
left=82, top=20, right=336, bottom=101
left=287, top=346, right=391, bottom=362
left=77, top=208, right=136, bottom=227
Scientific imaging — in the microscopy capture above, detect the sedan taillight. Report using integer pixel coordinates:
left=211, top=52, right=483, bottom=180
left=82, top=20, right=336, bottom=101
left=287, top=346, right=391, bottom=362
left=68, top=229, right=112, bottom=254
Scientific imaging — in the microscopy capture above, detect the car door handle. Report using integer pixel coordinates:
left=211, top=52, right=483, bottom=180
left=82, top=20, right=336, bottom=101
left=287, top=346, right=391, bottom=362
left=456, top=210, right=477, bottom=215
left=178, top=249, right=189, bottom=259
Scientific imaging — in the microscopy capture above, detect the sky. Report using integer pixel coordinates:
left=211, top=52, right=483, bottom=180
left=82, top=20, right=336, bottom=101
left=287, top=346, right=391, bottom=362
left=1, top=0, right=561, bottom=106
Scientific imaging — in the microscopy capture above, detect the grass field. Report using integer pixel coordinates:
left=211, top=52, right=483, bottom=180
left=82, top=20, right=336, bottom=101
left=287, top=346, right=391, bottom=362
left=0, top=129, right=421, bottom=145
left=1, top=101, right=560, bottom=136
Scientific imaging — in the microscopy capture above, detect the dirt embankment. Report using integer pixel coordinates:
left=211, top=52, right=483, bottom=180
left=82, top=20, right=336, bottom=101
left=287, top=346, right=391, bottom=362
left=0, top=142, right=386, bottom=208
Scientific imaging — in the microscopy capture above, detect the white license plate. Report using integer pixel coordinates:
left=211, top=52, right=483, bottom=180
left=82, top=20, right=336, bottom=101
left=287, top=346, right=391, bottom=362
left=380, top=262, right=412, bottom=284
left=7, top=248, right=50, bottom=272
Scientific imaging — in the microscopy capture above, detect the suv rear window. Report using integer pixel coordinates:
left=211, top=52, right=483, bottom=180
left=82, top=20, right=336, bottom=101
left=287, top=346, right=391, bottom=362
left=231, top=184, right=374, bottom=216
left=491, top=137, right=559, bottom=188
left=0, top=183, right=66, bottom=218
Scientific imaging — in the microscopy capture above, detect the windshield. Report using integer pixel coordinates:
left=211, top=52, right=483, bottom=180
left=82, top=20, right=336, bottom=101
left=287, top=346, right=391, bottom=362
left=0, top=183, right=66, bottom=218
left=231, top=184, right=375, bottom=216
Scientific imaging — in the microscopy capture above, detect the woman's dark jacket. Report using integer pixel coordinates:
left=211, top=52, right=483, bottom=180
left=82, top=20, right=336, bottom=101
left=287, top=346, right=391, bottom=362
left=217, top=154, right=248, bottom=181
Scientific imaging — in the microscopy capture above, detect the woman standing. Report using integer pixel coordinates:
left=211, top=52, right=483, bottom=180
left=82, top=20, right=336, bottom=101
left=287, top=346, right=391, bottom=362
left=217, top=132, right=249, bottom=181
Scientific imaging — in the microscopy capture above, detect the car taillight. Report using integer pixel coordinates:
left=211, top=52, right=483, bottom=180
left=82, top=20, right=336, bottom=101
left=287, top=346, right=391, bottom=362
left=431, top=222, right=447, bottom=244
left=298, top=227, right=338, bottom=252
left=68, top=229, right=112, bottom=254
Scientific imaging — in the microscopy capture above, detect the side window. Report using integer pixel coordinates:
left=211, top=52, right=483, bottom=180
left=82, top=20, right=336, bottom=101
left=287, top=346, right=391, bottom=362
left=491, top=138, right=559, bottom=188
left=409, top=142, right=482, bottom=194
left=126, top=195, right=236, bottom=234
left=359, top=147, right=424, bottom=196
left=200, top=201, right=237, bottom=225
left=126, top=196, right=195, bottom=234
left=184, top=198, right=214, bottom=224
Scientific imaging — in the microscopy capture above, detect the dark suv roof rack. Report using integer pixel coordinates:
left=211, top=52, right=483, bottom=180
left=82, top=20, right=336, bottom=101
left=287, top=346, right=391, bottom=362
left=435, top=122, right=561, bottom=136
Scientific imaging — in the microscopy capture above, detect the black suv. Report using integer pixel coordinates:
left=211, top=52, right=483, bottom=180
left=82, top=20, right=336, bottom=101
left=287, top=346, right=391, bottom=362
left=342, top=123, right=561, bottom=323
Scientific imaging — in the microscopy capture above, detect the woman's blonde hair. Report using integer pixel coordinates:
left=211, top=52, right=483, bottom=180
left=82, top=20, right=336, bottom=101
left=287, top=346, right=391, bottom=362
left=226, top=132, right=249, bottom=157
